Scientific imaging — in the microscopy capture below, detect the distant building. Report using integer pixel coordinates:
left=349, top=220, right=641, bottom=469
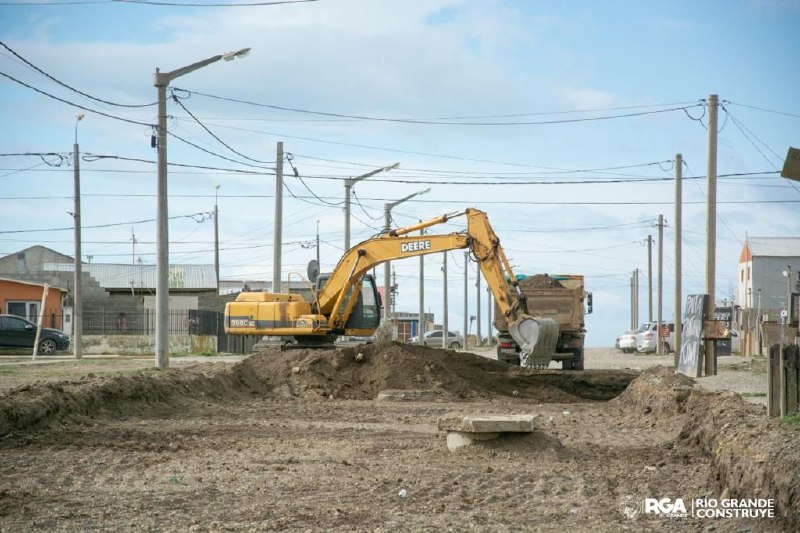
left=738, top=237, right=800, bottom=312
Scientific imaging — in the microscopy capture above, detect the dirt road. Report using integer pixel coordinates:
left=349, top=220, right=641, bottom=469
left=0, top=345, right=795, bottom=531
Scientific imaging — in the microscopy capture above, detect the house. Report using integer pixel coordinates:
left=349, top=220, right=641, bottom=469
left=738, top=237, right=800, bottom=313
left=0, top=278, right=66, bottom=330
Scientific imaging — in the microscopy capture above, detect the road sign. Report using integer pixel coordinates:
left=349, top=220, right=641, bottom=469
left=781, top=147, right=800, bottom=181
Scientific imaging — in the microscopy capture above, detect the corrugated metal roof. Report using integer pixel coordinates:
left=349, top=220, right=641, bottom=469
left=43, top=263, right=216, bottom=290
left=746, top=237, right=800, bottom=257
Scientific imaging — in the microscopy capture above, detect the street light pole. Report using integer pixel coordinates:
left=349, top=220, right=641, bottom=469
left=73, top=113, right=84, bottom=360
left=343, top=162, right=399, bottom=250
left=153, top=48, right=250, bottom=370
left=383, top=188, right=431, bottom=335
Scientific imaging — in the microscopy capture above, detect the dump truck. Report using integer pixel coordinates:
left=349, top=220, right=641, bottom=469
left=495, top=274, right=591, bottom=370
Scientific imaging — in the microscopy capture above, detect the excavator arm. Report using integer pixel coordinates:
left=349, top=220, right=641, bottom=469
left=316, top=208, right=558, bottom=362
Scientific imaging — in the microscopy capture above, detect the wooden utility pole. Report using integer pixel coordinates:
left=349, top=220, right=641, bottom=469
left=674, top=154, right=683, bottom=368
left=705, top=95, right=719, bottom=376
left=32, top=284, right=49, bottom=360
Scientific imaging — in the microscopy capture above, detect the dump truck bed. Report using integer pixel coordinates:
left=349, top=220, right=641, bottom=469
left=495, top=274, right=585, bottom=333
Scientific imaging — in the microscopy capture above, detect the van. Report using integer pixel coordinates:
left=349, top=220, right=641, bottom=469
left=636, top=322, right=676, bottom=354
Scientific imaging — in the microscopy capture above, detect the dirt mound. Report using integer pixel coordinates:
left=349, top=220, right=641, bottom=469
left=611, top=367, right=800, bottom=528
left=243, top=342, right=635, bottom=402
left=610, top=365, right=695, bottom=416
left=0, top=363, right=271, bottom=435
left=519, top=274, right=565, bottom=289
left=679, top=391, right=800, bottom=529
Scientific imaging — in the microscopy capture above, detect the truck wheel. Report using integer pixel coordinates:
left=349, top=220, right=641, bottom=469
left=562, top=349, right=584, bottom=371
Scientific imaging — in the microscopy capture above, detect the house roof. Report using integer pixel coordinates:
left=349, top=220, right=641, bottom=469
left=743, top=237, right=800, bottom=259
left=0, top=277, right=66, bottom=292
left=43, top=263, right=216, bottom=290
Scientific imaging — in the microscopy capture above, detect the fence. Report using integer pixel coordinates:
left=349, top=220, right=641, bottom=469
left=82, top=309, right=220, bottom=336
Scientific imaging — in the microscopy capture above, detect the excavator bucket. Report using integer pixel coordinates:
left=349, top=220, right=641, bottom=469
left=509, top=315, right=560, bottom=369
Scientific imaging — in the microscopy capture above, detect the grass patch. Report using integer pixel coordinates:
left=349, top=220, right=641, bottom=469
left=0, top=366, right=21, bottom=375
left=740, top=391, right=767, bottom=397
left=782, top=413, right=800, bottom=427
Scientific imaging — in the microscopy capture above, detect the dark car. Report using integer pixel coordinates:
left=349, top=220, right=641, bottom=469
left=0, top=314, right=70, bottom=355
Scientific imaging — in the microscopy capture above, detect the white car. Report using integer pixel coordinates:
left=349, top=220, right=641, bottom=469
left=636, top=322, right=676, bottom=354
left=408, top=330, right=464, bottom=349
left=615, top=330, right=637, bottom=353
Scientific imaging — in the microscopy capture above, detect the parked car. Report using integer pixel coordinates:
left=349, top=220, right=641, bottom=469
left=0, top=314, right=70, bottom=355
left=615, top=330, right=638, bottom=353
left=407, top=330, right=464, bottom=349
left=636, top=321, right=676, bottom=354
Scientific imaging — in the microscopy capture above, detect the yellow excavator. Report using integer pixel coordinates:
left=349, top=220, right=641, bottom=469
left=224, top=208, right=559, bottom=366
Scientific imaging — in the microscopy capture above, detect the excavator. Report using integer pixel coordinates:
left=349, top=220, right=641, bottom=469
left=224, top=208, right=559, bottom=367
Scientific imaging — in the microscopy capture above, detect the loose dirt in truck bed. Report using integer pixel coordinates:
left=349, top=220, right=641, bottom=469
left=0, top=346, right=797, bottom=531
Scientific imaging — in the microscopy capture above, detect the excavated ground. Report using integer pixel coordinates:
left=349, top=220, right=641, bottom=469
left=0, top=343, right=797, bottom=531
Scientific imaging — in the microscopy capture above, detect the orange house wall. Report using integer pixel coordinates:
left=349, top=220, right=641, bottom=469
left=0, top=280, right=64, bottom=328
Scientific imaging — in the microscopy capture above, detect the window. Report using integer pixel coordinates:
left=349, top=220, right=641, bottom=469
left=2, top=315, right=31, bottom=331
left=6, top=301, right=39, bottom=322
left=428, top=331, right=442, bottom=338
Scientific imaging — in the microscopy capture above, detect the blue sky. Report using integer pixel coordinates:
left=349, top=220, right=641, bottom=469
left=1, top=0, right=799, bottom=346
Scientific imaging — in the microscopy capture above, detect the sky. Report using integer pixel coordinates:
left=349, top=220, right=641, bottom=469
left=1, top=0, right=799, bottom=347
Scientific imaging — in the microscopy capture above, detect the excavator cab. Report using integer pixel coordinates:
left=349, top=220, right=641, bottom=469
left=314, top=273, right=382, bottom=333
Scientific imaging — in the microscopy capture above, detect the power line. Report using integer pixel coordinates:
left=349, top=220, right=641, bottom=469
left=176, top=88, right=701, bottom=126
left=113, top=0, right=318, bottom=6
left=728, top=101, right=800, bottom=120
left=0, top=211, right=208, bottom=234
left=171, top=90, right=271, bottom=164
left=0, top=70, right=151, bottom=127
left=0, top=41, right=156, bottom=108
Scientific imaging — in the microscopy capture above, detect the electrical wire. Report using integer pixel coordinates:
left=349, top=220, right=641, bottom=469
left=0, top=70, right=151, bottom=127
left=171, top=90, right=271, bottom=164
left=0, top=41, right=156, bottom=108
left=175, top=88, right=702, bottom=126
left=0, top=211, right=208, bottom=234
left=113, top=0, right=318, bottom=6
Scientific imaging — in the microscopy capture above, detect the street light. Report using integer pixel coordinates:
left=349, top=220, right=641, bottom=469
left=343, top=162, right=399, bottom=250
left=383, top=188, right=431, bottom=331
left=153, top=48, right=250, bottom=370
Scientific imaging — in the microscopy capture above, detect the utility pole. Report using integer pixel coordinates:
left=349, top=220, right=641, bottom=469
left=343, top=162, right=400, bottom=250
left=486, top=286, right=492, bottom=346
left=273, top=141, right=283, bottom=293
left=463, top=251, right=469, bottom=349
left=647, top=234, right=653, bottom=322
left=630, top=272, right=635, bottom=330
left=674, top=154, right=683, bottom=368
left=757, top=289, right=762, bottom=356
left=391, top=268, right=397, bottom=320
left=418, top=222, right=425, bottom=339
left=73, top=113, right=84, bottom=360
left=476, top=269, right=482, bottom=345
left=657, top=214, right=664, bottom=355
left=705, top=94, right=719, bottom=376
left=442, top=253, right=448, bottom=349
left=315, top=220, right=320, bottom=267
left=131, top=229, right=137, bottom=265
left=214, top=184, right=220, bottom=294
left=635, top=269, right=640, bottom=327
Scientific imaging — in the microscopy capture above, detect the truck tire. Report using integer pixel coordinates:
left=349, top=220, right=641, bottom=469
left=562, top=348, right=584, bottom=371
